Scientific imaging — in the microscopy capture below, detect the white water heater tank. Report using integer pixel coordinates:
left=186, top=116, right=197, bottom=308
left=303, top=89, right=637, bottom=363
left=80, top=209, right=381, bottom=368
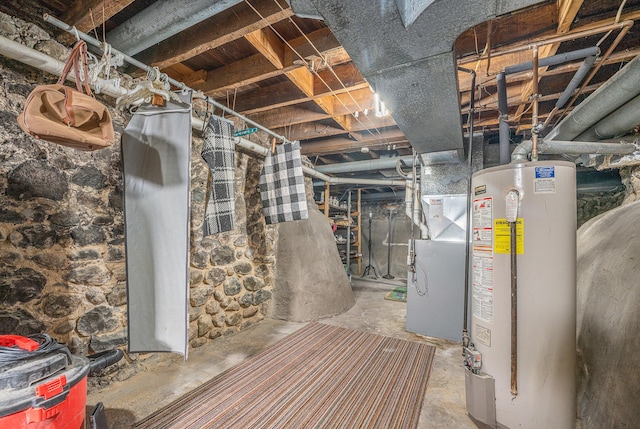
left=469, top=160, right=576, bottom=428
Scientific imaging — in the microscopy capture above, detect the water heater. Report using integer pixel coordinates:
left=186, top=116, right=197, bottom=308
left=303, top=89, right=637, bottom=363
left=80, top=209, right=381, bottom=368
left=465, top=161, right=576, bottom=428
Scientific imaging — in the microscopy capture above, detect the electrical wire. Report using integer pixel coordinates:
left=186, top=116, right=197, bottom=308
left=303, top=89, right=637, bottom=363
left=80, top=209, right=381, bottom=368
left=0, top=334, right=71, bottom=365
left=244, top=0, right=387, bottom=142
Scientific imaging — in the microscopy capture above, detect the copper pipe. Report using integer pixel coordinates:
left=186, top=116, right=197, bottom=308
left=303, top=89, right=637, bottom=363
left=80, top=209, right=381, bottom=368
left=496, top=20, right=633, bottom=57
left=485, top=21, right=493, bottom=76
left=531, top=47, right=539, bottom=161
left=510, top=220, right=518, bottom=396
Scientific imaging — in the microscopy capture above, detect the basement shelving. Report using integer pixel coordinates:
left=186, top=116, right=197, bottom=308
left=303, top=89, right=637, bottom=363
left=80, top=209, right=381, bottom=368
left=317, top=185, right=362, bottom=275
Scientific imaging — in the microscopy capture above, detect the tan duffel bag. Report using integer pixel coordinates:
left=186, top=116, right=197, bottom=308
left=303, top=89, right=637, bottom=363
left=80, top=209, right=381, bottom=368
left=17, top=40, right=115, bottom=151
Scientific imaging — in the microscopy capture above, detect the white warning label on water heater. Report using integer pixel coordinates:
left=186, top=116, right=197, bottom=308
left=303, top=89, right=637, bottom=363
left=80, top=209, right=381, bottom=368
left=472, top=197, right=493, bottom=251
left=534, top=166, right=556, bottom=194
left=472, top=255, right=494, bottom=323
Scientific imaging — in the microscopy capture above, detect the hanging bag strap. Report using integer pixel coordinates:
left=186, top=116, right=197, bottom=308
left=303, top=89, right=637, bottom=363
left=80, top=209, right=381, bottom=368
left=57, top=41, right=93, bottom=96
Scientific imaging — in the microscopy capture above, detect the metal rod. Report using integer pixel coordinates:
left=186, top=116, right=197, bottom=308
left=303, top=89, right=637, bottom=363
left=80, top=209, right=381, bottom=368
left=510, top=220, right=518, bottom=396
left=361, top=212, right=378, bottom=278
left=346, top=190, right=352, bottom=275
left=42, top=13, right=291, bottom=145
left=382, top=208, right=394, bottom=279
left=531, top=47, right=539, bottom=161
left=458, top=66, right=476, bottom=349
left=496, top=72, right=510, bottom=165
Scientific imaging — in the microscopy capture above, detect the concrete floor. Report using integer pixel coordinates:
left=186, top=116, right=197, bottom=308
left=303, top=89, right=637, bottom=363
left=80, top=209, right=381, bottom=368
left=87, top=279, right=476, bottom=428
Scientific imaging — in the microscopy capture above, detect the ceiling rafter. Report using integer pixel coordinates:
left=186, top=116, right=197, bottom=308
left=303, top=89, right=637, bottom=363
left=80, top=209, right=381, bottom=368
left=62, top=0, right=134, bottom=33
left=134, top=0, right=293, bottom=71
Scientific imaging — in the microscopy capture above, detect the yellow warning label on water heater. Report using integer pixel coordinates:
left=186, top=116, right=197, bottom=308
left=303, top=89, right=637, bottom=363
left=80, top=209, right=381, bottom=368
left=493, top=218, right=524, bottom=254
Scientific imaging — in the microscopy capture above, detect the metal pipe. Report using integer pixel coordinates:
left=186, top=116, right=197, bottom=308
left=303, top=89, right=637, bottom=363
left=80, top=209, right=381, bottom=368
left=496, top=72, right=510, bottom=165
left=531, top=47, right=540, bottom=161
left=315, top=155, right=414, bottom=174
left=504, top=46, right=600, bottom=75
left=542, top=54, right=598, bottom=130
left=0, top=35, right=127, bottom=99
left=510, top=139, right=636, bottom=161
left=496, top=20, right=633, bottom=57
left=43, top=13, right=292, bottom=145
left=537, top=140, right=636, bottom=155
left=458, top=66, right=476, bottom=350
left=555, top=54, right=598, bottom=110
left=510, top=219, right=518, bottom=396
left=577, top=93, right=640, bottom=141
left=547, top=53, right=640, bottom=141
left=346, top=190, right=352, bottom=275
left=360, top=191, right=405, bottom=201
left=382, top=208, right=394, bottom=280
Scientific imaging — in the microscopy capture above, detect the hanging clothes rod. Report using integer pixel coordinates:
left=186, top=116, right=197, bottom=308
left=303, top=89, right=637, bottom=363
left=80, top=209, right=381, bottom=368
left=42, top=13, right=291, bottom=146
left=0, top=32, right=405, bottom=188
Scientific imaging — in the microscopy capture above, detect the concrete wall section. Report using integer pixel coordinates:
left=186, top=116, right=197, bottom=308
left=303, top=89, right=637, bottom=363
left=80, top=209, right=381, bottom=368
left=576, top=199, right=640, bottom=428
left=270, top=207, right=354, bottom=322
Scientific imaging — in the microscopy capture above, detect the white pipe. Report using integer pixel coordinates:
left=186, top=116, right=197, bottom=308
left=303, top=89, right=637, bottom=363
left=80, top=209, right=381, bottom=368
left=510, top=139, right=636, bottom=162
left=0, top=35, right=403, bottom=188
left=405, top=180, right=428, bottom=238
left=0, top=35, right=127, bottom=99
left=315, top=155, right=414, bottom=174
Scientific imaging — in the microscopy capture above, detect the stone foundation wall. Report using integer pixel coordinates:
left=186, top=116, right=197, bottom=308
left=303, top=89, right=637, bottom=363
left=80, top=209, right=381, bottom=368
left=577, top=189, right=626, bottom=227
left=0, top=13, right=276, bottom=384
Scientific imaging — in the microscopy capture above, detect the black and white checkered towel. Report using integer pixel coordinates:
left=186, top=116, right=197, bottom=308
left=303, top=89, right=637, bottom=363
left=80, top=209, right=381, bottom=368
left=201, top=116, right=235, bottom=235
left=259, top=141, right=309, bottom=224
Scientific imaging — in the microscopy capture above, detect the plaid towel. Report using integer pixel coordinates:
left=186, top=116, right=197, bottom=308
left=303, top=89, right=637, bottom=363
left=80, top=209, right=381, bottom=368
left=201, top=116, right=235, bottom=235
left=259, top=141, right=309, bottom=224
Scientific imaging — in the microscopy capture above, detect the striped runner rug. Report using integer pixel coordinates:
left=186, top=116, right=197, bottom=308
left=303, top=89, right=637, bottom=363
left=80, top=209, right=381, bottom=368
left=134, top=322, right=436, bottom=429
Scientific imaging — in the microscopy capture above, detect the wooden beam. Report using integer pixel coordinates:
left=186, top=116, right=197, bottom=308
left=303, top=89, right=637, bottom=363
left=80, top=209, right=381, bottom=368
left=135, top=0, right=293, bottom=70
left=301, top=128, right=408, bottom=156
left=286, top=67, right=315, bottom=97
left=313, top=63, right=365, bottom=94
left=274, top=123, right=347, bottom=141
left=224, top=80, right=371, bottom=115
left=245, top=27, right=284, bottom=69
left=284, top=28, right=342, bottom=64
left=62, top=0, right=134, bottom=33
left=196, top=54, right=281, bottom=95
left=247, top=107, right=331, bottom=129
left=271, top=112, right=397, bottom=141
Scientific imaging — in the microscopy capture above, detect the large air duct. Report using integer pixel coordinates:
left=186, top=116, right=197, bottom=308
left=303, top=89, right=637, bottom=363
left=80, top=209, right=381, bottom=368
left=294, top=0, right=544, bottom=156
left=106, top=0, right=244, bottom=55
left=546, top=55, right=640, bottom=141
left=576, top=94, right=640, bottom=142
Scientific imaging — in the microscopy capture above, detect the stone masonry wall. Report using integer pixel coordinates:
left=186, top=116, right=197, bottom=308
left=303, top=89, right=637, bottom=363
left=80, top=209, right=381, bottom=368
left=0, top=13, right=276, bottom=384
left=577, top=189, right=626, bottom=227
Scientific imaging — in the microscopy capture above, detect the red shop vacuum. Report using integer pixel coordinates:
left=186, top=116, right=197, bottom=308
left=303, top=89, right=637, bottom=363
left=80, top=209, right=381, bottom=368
left=0, top=334, right=122, bottom=429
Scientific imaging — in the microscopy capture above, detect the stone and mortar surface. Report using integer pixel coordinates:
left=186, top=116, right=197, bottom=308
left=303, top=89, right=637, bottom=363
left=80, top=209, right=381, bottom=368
left=0, top=12, right=352, bottom=387
left=87, top=280, right=476, bottom=428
